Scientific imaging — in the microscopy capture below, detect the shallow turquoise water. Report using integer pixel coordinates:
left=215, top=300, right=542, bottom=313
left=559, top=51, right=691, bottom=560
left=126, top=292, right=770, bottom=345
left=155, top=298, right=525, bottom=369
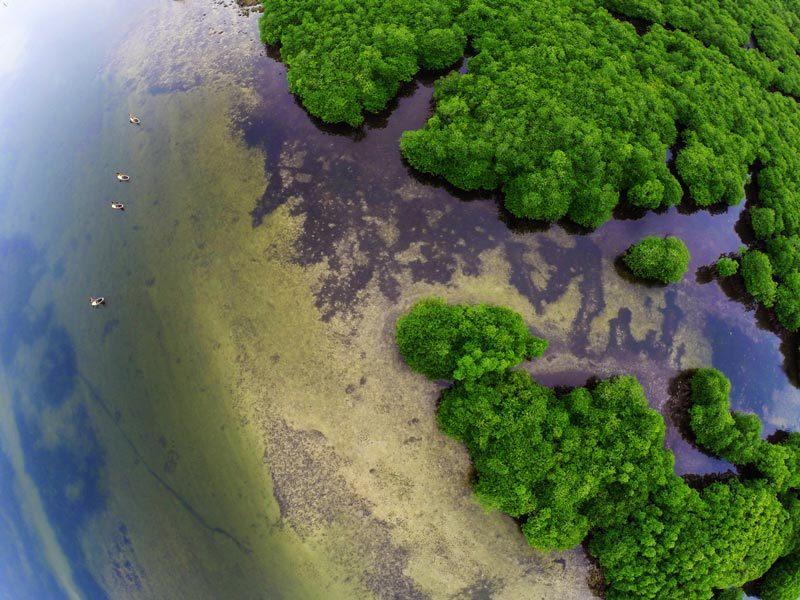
left=0, top=1, right=311, bottom=597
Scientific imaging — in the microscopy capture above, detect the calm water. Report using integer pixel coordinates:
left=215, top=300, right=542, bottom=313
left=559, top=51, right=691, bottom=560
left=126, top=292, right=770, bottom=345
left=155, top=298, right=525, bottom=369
left=0, top=0, right=797, bottom=598
left=243, top=52, right=796, bottom=474
left=0, top=1, right=322, bottom=597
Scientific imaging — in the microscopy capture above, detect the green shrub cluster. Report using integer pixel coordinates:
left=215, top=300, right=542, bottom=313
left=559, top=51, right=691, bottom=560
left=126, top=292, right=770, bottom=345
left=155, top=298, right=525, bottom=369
left=741, top=249, right=778, bottom=308
left=689, top=368, right=800, bottom=600
left=759, top=552, right=800, bottom=600
left=716, top=256, right=739, bottom=277
left=262, top=0, right=800, bottom=330
left=775, top=272, right=800, bottom=331
left=591, top=478, right=789, bottom=599
left=401, top=2, right=683, bottom=227
left=395, top=298, right=547, bottom=381
left=397, top=299, right=800, bottom=599
left=690, top=368, right=800, bottom=492
left=259, top=0, right=466, bottom=126
left=623, top=236, right=690, bottom=283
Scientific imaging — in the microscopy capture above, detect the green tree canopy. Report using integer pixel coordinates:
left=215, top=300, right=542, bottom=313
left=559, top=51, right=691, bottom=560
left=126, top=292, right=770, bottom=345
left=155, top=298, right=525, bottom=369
left=716, top=256, right=739, bottom=277
left=262, top=0, right=800, bottom=330
left=396, top=300, right=800, bottom=599
left=259, top=0, right=466, bottom=126
left=623, top=236, right=690, bottom=283
left=689, top=368, right=800, bottom=599
left=591, top=479, right=789, bottom=599
left=741, top=249, right=778, bottom=308
left=438, top=371, right=673, bottom=550
left=759, top=552, right=800, bottom=600
left=395, top=298, right=547, bottom=381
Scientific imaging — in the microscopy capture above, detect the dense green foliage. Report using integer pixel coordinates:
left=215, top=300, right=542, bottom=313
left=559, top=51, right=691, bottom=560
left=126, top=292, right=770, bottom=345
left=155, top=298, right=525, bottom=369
left=752, top=207, right=778, bottom=240
left=691, top=367, right=800, bottom=493
left=259, top=0, right=466, bottom=126
left=438, top=371, right=673, bottom=550
left=759, top=552, right=800, bottom=600
left=397, top=300, right=800, bottom=599
left=741, top=249, right=778, bottom=308
left=397, top=0, right=798, bottom=226
left=396, top=298, right=547, bottom=381
left=591, top=479, right=788, bottom=599
left=623, top=236, right=690, bottom=283
left=400, top=3, right=689, bottom=228
left=261, top=0, right=800, bottom=330
left=716, top=256, right=739, bottom=277
left=775, top=271, right=800, bottom=331
left=690, top=368, right=800, bottom=600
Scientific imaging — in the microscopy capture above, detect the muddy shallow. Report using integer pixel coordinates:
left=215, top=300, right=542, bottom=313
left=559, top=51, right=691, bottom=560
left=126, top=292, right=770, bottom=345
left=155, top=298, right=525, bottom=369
left=0, top=0, right=797, bottom=598
left=242, top=41, right=797, bottom=471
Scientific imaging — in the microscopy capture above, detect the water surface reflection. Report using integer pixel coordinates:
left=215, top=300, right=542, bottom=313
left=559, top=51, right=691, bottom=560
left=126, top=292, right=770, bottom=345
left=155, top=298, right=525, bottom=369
left=244, top=44, right=798, bottom=477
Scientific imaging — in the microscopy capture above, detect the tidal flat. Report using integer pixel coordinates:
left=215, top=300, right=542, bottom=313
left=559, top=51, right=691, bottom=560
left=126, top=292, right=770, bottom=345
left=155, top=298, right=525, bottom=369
left=0, top=0, right=798, bottom=598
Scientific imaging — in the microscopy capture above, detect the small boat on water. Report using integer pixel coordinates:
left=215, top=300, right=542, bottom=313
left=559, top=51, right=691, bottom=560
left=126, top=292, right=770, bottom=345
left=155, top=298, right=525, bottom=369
left=116, top=172, right=130, bottom=182
left=129, top=113, right=141, bottom=125
left=111, top=202, right=125, bottom=210
left=89, top=296, right=105, bottom=307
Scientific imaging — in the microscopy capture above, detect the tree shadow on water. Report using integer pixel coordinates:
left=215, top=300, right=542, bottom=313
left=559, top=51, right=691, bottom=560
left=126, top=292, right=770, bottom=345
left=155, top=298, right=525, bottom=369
left=401, top=159, right=497, bottom=204
left=665, top=370, right=700, bottom=447
left=695, top=264, right=715, bottom=284
left=714, top=270, right=799, bottom=389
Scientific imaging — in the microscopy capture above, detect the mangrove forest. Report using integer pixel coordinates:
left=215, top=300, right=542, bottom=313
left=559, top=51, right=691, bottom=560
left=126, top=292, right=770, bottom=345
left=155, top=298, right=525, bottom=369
left=260, top=0, right=800, bottom=331
left=397, top=299, right=800, bottom=600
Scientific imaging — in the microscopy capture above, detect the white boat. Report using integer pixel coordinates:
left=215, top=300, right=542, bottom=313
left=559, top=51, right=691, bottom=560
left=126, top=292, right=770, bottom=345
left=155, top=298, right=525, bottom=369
left=129, top=113, right=141, bottom=125
left=116, top=172, right=130, bottom=182
left=111, top=202, right=125, bottom=210
left=89, top=297, right=105, bottom=307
